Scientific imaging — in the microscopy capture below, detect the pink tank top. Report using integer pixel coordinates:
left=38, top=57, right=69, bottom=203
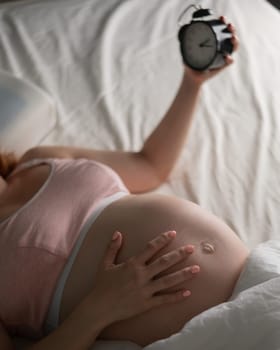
left=0, top=157, right=130, bottom=339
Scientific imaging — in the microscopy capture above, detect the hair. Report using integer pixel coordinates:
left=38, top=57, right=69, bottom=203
left=0, top=150, right=19, bottom=179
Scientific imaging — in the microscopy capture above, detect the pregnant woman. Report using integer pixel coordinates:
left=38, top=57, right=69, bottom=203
left=0, top=17, right=249, bottom=350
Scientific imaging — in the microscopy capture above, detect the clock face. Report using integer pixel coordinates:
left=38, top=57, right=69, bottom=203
left=180, top=21, right=217, bottom=70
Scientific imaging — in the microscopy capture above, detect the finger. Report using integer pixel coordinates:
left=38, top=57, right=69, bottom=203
left=151, top=288, right=192, bottom=307
left=203, top=60, right=231, bottom=80
left=102, top=231, right=123, bottom=269
left=220, top=15, right=227, bottom=24
left=208, top=53, right=234, bottom=76
left=227, top=23, right=236, bottom=35
left=136, top=231, right=177, bottom=264
left=224, top=54, right=234, bottom=65
left=220, top=17, right=237, bottom=38
left=150, top=265, right=200, bottom=294
left=220, top=17, right=236, bottom=34
left=231, top=35, right=239, bottom=52
left=147, top=245, right=194, bottom=278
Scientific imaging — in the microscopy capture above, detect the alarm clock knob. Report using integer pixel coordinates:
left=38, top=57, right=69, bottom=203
left=192, top=8, right=213, bottom=18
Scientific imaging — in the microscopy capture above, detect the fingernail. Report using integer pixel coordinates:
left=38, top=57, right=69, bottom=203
left=185, top=245, right=195, bottom=253
left=112, top=231, right=120, bottom=240
left=182, top=290, right=191, bottom=297
left=191, top=265, right=200, bottom=274
left=167, top=231, right=176, bottom=238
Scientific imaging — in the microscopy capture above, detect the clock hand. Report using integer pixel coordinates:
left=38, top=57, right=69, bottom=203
left=200, top=44, right=213, bottom=48
left=200, top=38, right=210, bottom=46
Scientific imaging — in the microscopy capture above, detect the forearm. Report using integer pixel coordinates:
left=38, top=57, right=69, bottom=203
left=28, top=293, right=111, bottom=350
left=140, top=70, right=201, bottom=182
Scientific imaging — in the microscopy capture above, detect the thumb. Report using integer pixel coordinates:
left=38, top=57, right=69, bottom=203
left=207, top=55, right=234, bottom=78
left=102, top=231, right=123, bottom=269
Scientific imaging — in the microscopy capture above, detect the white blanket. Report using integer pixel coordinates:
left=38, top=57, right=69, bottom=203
left=144, top=240, right=280, bottom=350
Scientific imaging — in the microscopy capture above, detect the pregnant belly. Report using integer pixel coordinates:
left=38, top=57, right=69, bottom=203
left=59, top=193, right=249, bottom=346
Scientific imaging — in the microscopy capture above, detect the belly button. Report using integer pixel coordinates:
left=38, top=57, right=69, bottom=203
left=200, top=241, right=215, bottom=254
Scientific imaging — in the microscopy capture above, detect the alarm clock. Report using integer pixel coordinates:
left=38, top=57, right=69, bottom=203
left=178, top=6, right=234, bottom=71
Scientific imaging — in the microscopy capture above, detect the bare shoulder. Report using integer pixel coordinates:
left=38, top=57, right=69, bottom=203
left=18, top=146, right=71, bottom=164
left=19, top=146, right=161, bottom=194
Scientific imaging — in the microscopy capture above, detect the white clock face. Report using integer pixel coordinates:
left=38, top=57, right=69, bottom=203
left=181, top=21, right=217, bottom=70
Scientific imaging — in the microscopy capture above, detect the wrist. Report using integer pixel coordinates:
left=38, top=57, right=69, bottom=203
left=78, top=291, right=115, bottom=330
left=182, top=68, right=203, bottom=91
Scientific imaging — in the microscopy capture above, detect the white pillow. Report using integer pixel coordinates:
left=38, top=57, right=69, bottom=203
left=0, top=69, right=57, bottom=155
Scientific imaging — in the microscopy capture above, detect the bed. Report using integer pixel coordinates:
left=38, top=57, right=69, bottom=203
left=0, top=0, right=279, bottom=349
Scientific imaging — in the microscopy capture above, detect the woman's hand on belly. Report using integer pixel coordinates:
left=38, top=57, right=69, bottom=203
left=86, top=229, right=200, bottom=324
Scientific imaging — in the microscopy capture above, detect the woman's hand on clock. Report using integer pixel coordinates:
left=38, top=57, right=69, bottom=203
left=184, top=16, right=239, bottom=87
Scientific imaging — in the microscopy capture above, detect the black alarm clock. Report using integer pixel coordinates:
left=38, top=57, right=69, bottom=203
left=178, top=6, right=234, bottom=71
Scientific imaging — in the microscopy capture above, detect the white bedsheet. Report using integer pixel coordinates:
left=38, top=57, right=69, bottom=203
left=0, top=0, right=279, bottom=349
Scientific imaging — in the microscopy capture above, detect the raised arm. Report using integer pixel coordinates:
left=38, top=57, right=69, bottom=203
left=19, top=18, right=238, bottom=193
left=141, top=19, right=238, bottom=182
